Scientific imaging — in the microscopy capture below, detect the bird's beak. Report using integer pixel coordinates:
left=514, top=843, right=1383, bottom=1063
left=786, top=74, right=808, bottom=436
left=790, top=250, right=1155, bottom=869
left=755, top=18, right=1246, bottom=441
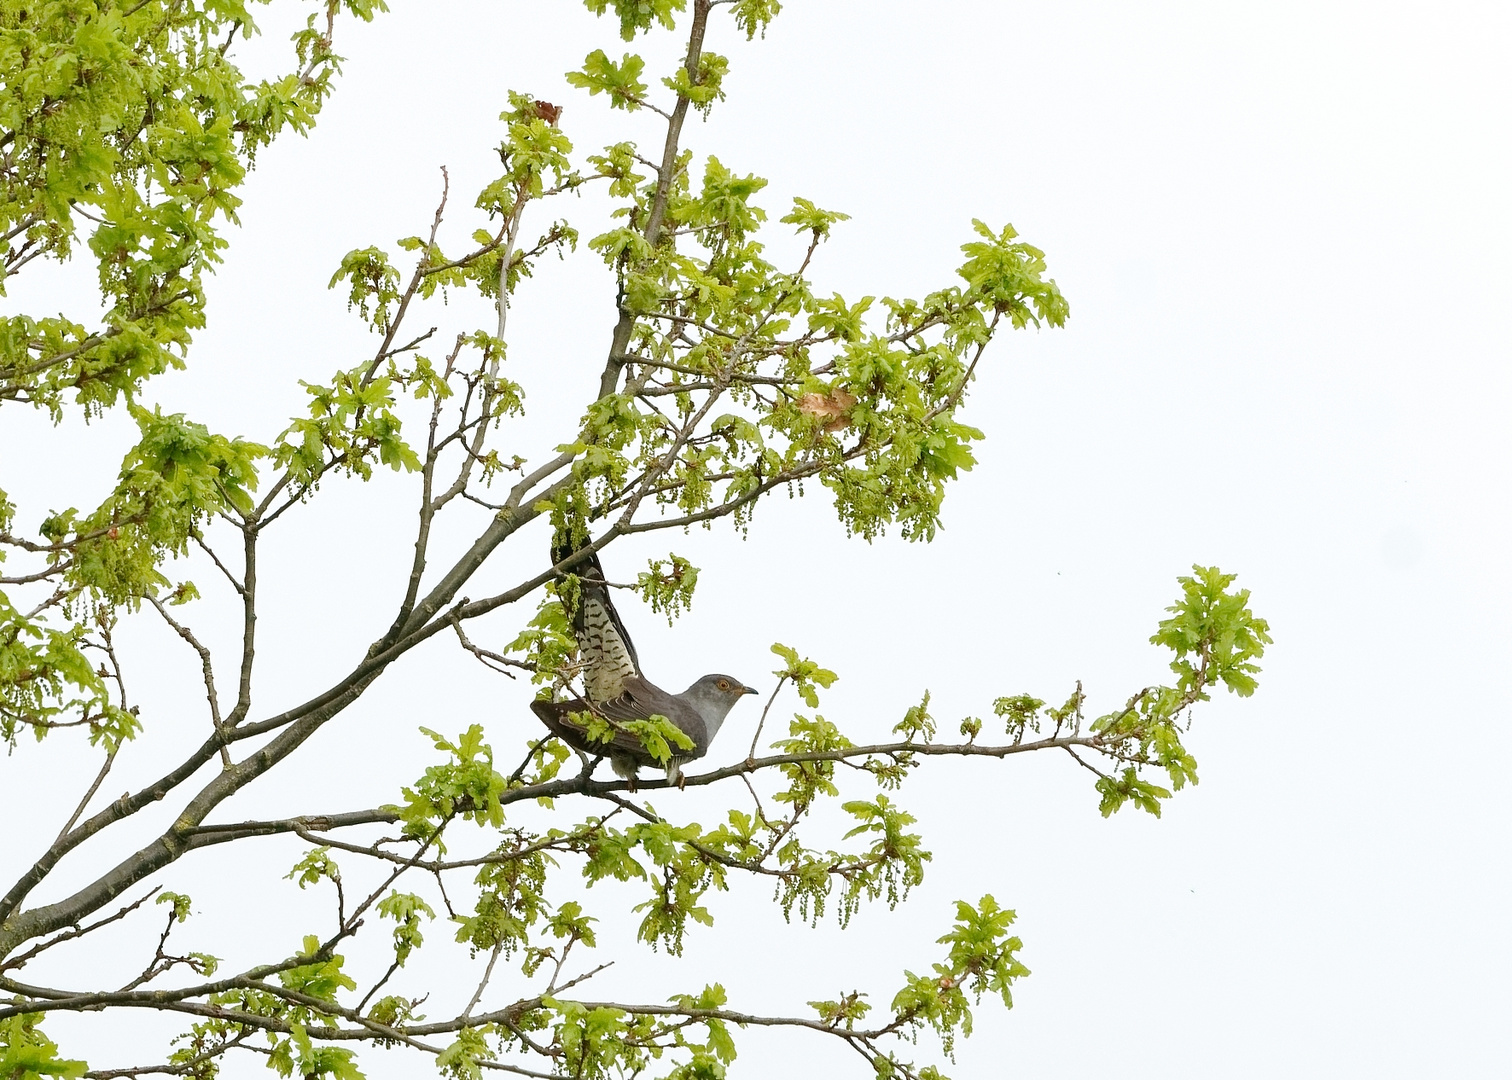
left=741, top=685, right=759, bottom=696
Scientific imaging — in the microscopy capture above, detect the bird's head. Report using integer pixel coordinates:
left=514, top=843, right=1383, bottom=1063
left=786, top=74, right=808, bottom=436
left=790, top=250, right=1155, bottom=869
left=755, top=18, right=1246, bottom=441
left=682, top=674, right=758, bottom=729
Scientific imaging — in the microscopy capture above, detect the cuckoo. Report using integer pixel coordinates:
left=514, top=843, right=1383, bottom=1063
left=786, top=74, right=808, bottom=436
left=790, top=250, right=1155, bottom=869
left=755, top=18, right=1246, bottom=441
left=530, top=545, right=756, bottom=788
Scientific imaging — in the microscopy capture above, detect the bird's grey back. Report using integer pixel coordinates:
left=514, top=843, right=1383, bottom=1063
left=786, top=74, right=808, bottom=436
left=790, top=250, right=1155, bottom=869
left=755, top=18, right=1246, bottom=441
left=594, top=676, right=711, bottom=753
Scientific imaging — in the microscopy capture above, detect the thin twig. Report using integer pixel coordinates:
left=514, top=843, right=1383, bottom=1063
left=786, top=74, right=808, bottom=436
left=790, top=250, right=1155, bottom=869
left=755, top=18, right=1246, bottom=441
left=147, top=595, right=228, bottom=767
left=462, top=942, right=504, bottom=1018
left=54, top=746, right=120, bottom=844
left=747, top=676, right=787, bottom=761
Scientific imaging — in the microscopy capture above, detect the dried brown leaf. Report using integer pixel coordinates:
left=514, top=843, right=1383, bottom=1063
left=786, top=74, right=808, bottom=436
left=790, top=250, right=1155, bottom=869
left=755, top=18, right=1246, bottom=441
left=797, top=388, right=857, bottom=432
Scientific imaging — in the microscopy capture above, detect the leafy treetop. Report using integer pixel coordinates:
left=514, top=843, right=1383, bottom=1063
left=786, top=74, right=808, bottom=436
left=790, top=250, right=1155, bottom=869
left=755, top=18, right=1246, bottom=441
left=0, top=2, right=1266, bottom=1078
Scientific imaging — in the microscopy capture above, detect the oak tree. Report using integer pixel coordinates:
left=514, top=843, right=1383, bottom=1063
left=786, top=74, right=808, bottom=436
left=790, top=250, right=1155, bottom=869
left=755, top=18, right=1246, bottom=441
left=0, top=2, right=1270, bottom=1077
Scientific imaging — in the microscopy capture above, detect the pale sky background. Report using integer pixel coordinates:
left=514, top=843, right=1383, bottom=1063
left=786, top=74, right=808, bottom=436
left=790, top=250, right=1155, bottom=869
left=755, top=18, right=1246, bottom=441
left=3, top=1, right=1510, bottom=1076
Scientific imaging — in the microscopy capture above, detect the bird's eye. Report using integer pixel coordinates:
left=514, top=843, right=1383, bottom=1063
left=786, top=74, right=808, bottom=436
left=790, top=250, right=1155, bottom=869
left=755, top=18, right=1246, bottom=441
left=717, top=679, right=730, bottom=691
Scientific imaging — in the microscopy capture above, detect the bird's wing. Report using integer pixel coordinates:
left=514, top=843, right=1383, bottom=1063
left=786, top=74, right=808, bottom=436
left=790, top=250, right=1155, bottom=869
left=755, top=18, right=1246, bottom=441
left=529, top=697, right=656, bottom=765
left=594, top=675, right=694, bottom=726
left=530, top=677, right=701, bottom=764
left=556, top=547, right=641, bottom=703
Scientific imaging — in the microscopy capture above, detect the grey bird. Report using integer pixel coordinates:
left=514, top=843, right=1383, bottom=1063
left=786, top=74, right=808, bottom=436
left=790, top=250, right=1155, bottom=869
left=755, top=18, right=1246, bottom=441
left=529, top=546, right=756, bottom=788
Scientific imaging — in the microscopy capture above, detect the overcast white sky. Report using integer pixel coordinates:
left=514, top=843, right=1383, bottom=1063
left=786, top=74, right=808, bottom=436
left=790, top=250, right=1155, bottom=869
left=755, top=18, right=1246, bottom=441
left=4, top=1, right=1510, bottom=1076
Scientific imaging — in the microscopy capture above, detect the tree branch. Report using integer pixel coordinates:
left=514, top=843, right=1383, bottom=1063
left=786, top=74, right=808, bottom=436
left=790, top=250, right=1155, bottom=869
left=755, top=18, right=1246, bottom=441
left=596, top=0, right=713, bottom=401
